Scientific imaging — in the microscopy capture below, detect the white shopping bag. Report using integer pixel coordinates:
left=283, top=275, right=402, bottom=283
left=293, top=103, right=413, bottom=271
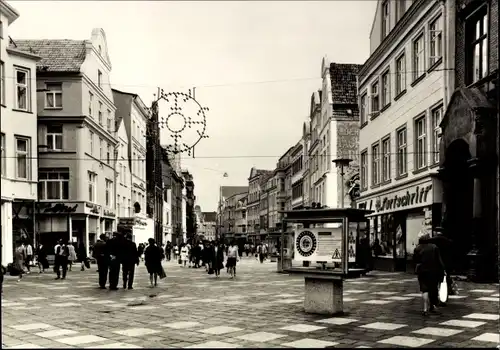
left=438, top=275, right=448, bottom=303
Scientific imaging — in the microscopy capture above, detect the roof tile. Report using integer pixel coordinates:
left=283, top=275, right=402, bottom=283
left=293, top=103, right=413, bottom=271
left=329, top=63, right=362, bottom=105
left=13, top=39, right=87, bottom=72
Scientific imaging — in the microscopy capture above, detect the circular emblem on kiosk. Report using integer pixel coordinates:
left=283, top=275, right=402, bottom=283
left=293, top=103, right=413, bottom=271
left=295, top=230, right=317, bottom=257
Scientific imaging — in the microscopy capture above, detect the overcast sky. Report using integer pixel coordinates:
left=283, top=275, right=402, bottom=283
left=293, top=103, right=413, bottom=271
left=9, top=1, right=376, bottom=212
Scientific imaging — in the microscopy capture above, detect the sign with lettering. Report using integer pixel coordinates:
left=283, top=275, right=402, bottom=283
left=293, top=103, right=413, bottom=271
left=358, top=183, right=433, bottom=215
left=41, top=203, right=78, bottom=214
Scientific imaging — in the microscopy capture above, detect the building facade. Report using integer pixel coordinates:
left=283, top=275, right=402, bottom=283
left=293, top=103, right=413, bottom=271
left=290, top=140, right=305, bottom=209
left=17, top=29, right=118, bottom=254
left=115, top=114, right=132, bottom=219
left=218, top=186, right=248, bottom=241
left=357, top=0, right=447, bottom=272
left=439, top=0, right=498, bottom=282
left=199, top=212, right=217, bottom=242
left=169, top=164, right=184, bottom=245
left=234, top=195, right=247, bottom=236
left=246, top=168, right=271, bottom=241
left=182, top=170, right=196, bottom=242
left=0, top=1, right=40, bottom=265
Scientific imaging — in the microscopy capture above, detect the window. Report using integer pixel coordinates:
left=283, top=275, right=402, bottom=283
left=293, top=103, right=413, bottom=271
left=431, top=105, right=443, bottom=164
left=429, top=15, right=443, bottom=66
left=396, top=0, right=406, bottom=20
left=372, top=143, right=380, bottom=186
left=105, top=179, right=113, bottom=207
left=46, top=125, right=63, bottom=151
left=98, top=70, right=102, bottom=88
left=360, top=151, right=368, bottom=190
left=45, top=83, right=62, bottom=108
left=38, top=169, right=69, bottom=200
left=107, top=144, right=111, bottom=164
left=0, top=61, right=5, bottom=105
left=1, top=133, right=5, bottom=176
left=15, top=67, right=30, bottom=111
left=397, top=128, right=407, bottom=176
left=98, top=102, right=103, bottom=125
left=381, top=0, right=390, bottom=38
left=107, top=110, right=112, bottom=132
left=396, top=53, right=406, bottom=95
left=360, top=93, right=367, bottom=125
left=382, top=137, right=391, bottom=181
left=89, top=130, right=94, bottom=155
left=412, top=34, right=425, bottom=80
left=466, top=7, right=488, bottom=84
left=15, top=137, right=30, bottom=179
left=88, top=171, right=97, bottom=202
left=88, top=92, right=93, bottom=117
left=415, top=116, right=427, bottom=169
left=99, top=138, right=103, bottom=160
left=381, top=70, right=390, bottom=107
left=371, top=81, right=380, bottom=113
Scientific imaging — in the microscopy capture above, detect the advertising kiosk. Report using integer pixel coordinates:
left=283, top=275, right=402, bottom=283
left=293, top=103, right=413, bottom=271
left=279, top=208, right=372, bottom=315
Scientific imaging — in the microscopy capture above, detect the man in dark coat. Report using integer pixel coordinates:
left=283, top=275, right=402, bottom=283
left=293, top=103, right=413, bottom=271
left=93, top=234, right=109, bottom=289
left=54, top=240, right=69, bottom=280
left=122, top=233, right=139, bottom=290
left=106, top=232, right=125, bottom=290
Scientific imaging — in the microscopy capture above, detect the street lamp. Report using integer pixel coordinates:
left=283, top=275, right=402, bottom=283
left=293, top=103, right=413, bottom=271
left=332, top=158, right=352, bottom=209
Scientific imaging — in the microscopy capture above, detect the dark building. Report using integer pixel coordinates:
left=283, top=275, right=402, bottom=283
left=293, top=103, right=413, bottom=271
left=439, top=0, right=498, bottom=282
left=182, top=170, right=196, bottom=241
left=147, top=99, right=164, bottom=245
left=170, top=166, right=184, bottom=246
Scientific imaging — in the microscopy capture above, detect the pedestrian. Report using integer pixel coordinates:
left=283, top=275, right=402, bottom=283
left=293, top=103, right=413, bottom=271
left=211, top=240, right=224, bottom=277
left=173, top=244, right=179, bottom=260
left=426, top=227, right=454, bottom=302
left=14, top=241, right=25, bottom=282
left=165, top=241, right=172, bottom=261
left=107, top=232, right=125, bottom=291
left=144, top=238, right=163, bottom=287
left=77, top=241, right=87, bottom=271
left=122, top=233, right=139, bottom=290
left=180, top=243, right=189, bottom=267
left=93, top=234, right=109, bottom=289
left=226, top=240, right=239, bottom=278
left=54, top=239, right=69, bottom=280
left=413, top=232, right=445, bottom=316
left=67, top=242, right=77, bottom=271
left=36, top=243, right=49, bottom=273
left=138, top=243, right=145, bottom=262
left=258, top=244, right=264, bottom=263
left=24, top=242, right=33, bottom=273
left=358, top=233, right=373, bottom=275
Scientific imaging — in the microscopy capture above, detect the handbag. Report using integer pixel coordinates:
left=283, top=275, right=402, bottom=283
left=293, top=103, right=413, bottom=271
left=450, top=280, right=459, bottom=295
left=178, top=258, right=182, bottom=264
left=438, top=274, right=448, bottom=303
left=158, top=266, right=167, bottom=279
left=84, top=258, right=91, bottom=269
left=208, top=267, right=214, bottom=275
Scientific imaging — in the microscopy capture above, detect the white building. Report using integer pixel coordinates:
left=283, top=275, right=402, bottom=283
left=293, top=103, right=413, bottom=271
left=290, top=139, right=305, bottom=209
left=356, top=0, right=448, bottom=272
left=163, top=188, right=172, bottom=243
left=308, top=59, right=362, bottom=210
left=115, top=115, right=132, bottom=218
left=0, top=1, right=40, bottom=265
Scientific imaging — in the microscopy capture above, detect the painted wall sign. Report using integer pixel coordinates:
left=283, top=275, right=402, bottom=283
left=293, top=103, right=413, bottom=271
left=358, top=182, right=433, bottom=214
left=42, top=203, right=78, bottom=213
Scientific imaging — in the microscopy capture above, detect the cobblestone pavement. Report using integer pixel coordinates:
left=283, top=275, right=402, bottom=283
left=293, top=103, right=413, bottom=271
left=2, top=257, right=499, bottom=348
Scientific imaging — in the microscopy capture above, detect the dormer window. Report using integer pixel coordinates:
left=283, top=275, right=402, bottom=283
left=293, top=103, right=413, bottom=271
left=382, top=0, right=390, bottom=39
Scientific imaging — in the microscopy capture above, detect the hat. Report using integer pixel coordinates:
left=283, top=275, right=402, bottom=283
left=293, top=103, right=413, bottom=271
left=418, top=232, right=430, bottom=241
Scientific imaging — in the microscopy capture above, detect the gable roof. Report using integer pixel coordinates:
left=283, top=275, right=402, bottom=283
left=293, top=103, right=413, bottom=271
left=329, top=63, right=363, bottom=105
left=13, top=39, right=87, bottom=72
left=221, top=186, right=248, bottom=199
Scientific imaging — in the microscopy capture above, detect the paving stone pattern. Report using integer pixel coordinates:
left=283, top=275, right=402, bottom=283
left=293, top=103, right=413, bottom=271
left=2, top=257, right=499, bottom=348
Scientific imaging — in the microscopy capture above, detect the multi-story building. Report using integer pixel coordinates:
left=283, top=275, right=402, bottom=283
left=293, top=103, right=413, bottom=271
left=114, top=110, right=132, bottom=219
left=308, top=90, right=323, bottom=207
left=266, top=174, right=279, bottom=231
left=199, top=212, right=216, bottom=242
left=0, top=1, right=40, bottom=265
left=246, top=168, right=272, bottom=242
left=234, top=194, right=247, bottom=236
left=276, top=148, right=294, bottom=216
left=160, top=148, right=173, bottom=243
left=302, top=121, right=312, bottom=207
left=182, top=170, right=196, bottom=242
left=439, top=0, right=498, bottom=282
left=112, top=89, right=152, bottom=243
left=258, top=174, right=271, bottom=238
left=221, top=191, right=247, bottom=241
left=169, top=164, right=184, bottom=245
left=309, top=59, right=362, bottom=211
left=218, top=186, right=248, bottom=240
left=356, top=0, right=447, bottom=272
left=17, top=29, right=118, bottom=253
left=290, top=139, right=305, bottom=209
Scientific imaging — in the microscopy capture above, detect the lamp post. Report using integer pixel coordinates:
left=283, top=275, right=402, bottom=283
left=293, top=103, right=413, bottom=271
left=332, top=158, right=353, bottom=209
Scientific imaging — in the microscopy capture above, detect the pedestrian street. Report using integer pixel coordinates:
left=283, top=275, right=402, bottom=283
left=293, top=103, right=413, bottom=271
left=2, top=258, right=499, bottom=348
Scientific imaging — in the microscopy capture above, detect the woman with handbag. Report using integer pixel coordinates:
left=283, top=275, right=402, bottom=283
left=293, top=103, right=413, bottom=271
left=413, top=232, right=445, bottom=316
left=144, top=238, right=163, bottom=287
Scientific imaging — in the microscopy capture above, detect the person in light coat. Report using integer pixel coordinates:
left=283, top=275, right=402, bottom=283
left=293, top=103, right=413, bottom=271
left=67, top=242, right=78, bottom=271
left=180, top=243, right=189, bottom=267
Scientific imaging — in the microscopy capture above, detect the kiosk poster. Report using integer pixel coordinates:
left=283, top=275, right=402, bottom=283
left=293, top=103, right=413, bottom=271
left=348, top=222, right=358, bottom=263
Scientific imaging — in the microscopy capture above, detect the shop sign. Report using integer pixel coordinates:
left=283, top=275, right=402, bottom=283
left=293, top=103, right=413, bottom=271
left=103, top=209, right=115, bottom=217
left=41, top=203, right=79, bottom=214
left=85, top=202, right=101, bottom=215
left=359, top=184, right=432, bottom=214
